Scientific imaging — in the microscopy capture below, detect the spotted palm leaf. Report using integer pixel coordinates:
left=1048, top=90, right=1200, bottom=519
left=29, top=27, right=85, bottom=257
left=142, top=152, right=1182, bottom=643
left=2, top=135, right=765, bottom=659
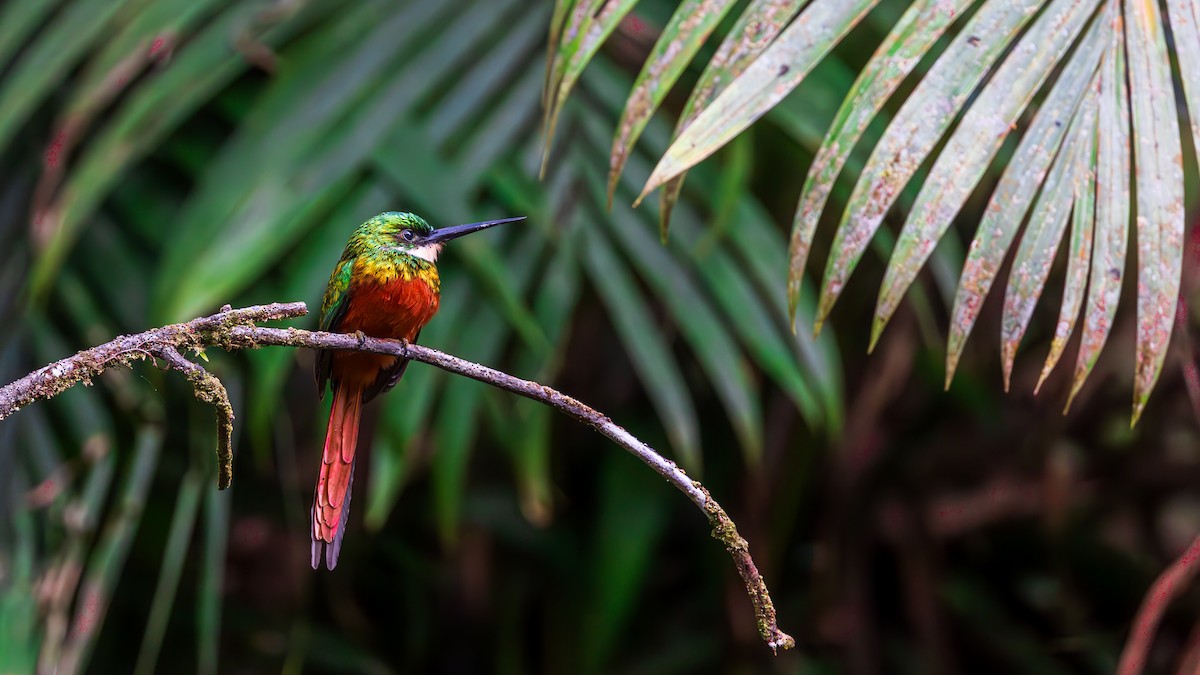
left=548, top=0, right=1200, bottom=421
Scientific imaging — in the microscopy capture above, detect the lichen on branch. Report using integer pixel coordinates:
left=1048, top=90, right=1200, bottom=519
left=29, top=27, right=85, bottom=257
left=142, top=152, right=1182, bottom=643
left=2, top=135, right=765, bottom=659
left=0, top=301, right=795, bottom=653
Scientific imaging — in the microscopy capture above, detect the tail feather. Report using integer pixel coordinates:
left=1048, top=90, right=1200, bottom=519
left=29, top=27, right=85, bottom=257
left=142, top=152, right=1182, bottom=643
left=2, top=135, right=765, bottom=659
left=311, top=383, right=363, bottom=570
left=311, top=462, right=353, bottom=569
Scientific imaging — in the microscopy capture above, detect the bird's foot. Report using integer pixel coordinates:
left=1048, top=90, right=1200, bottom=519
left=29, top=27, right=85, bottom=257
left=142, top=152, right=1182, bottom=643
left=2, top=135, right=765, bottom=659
left=354, top=330, right=367, bottom=346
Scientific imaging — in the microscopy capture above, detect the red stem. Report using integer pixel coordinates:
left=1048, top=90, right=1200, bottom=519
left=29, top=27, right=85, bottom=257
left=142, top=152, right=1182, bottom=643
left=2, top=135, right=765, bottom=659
left=1118, top=536, right=1200, bottom=675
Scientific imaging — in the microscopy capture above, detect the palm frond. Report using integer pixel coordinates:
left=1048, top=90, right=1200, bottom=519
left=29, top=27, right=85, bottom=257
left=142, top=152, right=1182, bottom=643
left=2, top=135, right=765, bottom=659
left=946, top=12, right=1107, bottom=384
left=790, top=0, right=975, bottom=320
left=134, top=470, right=204, bottom=675
left=817, top=0, right=1051, bottom=335
left=56, top=427, right=161, bottom=675
left=605, top=0, right=738, bottom=206
left=550, top=0, right=1200, bottom=416
left=1166, top=0, right=1200, bottom=155
left=1037, top=105, right=1097, bottom=392
left=871, top=0, right=1100, bottom=348
left=1069, top=8, right=1131, bottom=411
left=1125, top=0, right=1185, bottom=423
left=542, top=0, right=642, bottom=172
left=638, top=0, right=880, bottom=197
left=1000, top=89, right=1097, bottom=388
left=660, top=0, right=804, bottom=240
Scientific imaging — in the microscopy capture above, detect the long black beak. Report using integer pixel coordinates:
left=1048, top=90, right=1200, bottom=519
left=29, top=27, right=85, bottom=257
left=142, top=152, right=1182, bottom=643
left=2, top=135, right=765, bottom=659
left=425, top=216, right=525, bottom=245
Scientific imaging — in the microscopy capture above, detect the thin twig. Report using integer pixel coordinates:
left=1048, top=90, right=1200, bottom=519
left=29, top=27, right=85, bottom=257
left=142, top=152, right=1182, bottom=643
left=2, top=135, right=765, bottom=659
left=0, top=302, right=795, bottom=653
left=0, top=302, right=306, bottom=423
left=1118, top=536, right=1200, bottom=675
left=157, top=346, right=234, bottom=490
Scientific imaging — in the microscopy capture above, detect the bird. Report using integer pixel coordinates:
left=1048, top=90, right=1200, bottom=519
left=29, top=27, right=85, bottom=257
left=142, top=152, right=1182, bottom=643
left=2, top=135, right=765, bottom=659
left=312, top=211, right=524, bottom=569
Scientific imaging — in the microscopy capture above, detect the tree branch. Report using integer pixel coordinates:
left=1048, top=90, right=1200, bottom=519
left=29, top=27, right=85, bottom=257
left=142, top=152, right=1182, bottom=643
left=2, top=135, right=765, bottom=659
left=0, top=302, right=795, bottom=653
left=1117, top=535, right=1200, bottom=675
left=157, top=346, right=234, bottom=491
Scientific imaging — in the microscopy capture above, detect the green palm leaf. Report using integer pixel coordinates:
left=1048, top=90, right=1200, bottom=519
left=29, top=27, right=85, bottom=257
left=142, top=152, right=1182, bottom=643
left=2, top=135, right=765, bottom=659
left=1125, top=0, right=1185, bottom=423
left=639, top=0, right=880, bottom=196
left=1166, top=0, right=1200, bottom=155
left=552, top=0, right=1200, bottom=417
left=1068, top=8, right=1130, bottom=411
left=1037, top=110, right=1098, bottom=393
left=816, top=0, right=1048, bottom=334
left=789, top=0, right=975, bottom=321
left=659, top=0, right=804, bottom=240
left=542, top=0, right=643, bottom=173
left=605, top=0, right=738, bottom=206
left=872, top=0, right=1100, bottom=349
left=1000, top=92, right=1096, bottom=388
left=945, top=15, right=1107, bottom=385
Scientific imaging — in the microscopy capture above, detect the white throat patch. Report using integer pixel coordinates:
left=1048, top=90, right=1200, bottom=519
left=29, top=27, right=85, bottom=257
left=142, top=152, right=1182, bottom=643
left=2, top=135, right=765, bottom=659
left=407, top=243, right=442, bottom=262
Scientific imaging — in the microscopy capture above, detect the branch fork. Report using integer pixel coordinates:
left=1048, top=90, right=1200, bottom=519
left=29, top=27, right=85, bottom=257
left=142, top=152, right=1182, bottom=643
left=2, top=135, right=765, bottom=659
left=0, top=302, right=795, bottom=653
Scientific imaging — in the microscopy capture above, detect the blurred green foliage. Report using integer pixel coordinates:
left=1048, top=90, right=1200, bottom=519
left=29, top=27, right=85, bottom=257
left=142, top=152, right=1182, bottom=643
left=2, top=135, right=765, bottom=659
left=0, top=1, right=1198, bottom=673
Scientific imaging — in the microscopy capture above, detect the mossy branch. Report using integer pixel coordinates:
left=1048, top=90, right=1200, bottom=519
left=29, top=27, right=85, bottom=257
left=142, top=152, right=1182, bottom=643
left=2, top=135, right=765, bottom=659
left=0, top=302, right=795, bottom=653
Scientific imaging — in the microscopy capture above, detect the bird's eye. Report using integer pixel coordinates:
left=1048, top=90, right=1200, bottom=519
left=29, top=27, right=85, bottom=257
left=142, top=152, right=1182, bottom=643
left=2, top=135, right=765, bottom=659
left=401, top=229, right=415, bottom=242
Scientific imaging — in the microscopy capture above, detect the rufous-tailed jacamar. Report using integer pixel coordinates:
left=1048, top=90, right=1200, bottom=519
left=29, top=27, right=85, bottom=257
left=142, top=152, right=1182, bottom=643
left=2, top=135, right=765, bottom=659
left=312, top=211, right=524, bottom=569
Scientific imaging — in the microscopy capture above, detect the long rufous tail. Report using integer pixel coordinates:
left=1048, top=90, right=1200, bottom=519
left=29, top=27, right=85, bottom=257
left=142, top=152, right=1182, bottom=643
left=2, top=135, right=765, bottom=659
left=311, top=383, right=363, bottom=569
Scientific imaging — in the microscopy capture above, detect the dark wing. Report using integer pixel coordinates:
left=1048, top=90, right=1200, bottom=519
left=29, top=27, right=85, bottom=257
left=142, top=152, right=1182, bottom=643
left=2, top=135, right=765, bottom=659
left=315, top=259, right=354, bottom=399
left=363, top=328, right=420, bottom=403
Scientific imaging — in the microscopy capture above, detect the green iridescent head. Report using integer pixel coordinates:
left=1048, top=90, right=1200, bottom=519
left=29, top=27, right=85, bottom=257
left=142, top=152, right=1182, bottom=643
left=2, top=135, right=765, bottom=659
left=362, top=211, right=433, bottom=241
left=349, top=211, right=526, bottom=263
